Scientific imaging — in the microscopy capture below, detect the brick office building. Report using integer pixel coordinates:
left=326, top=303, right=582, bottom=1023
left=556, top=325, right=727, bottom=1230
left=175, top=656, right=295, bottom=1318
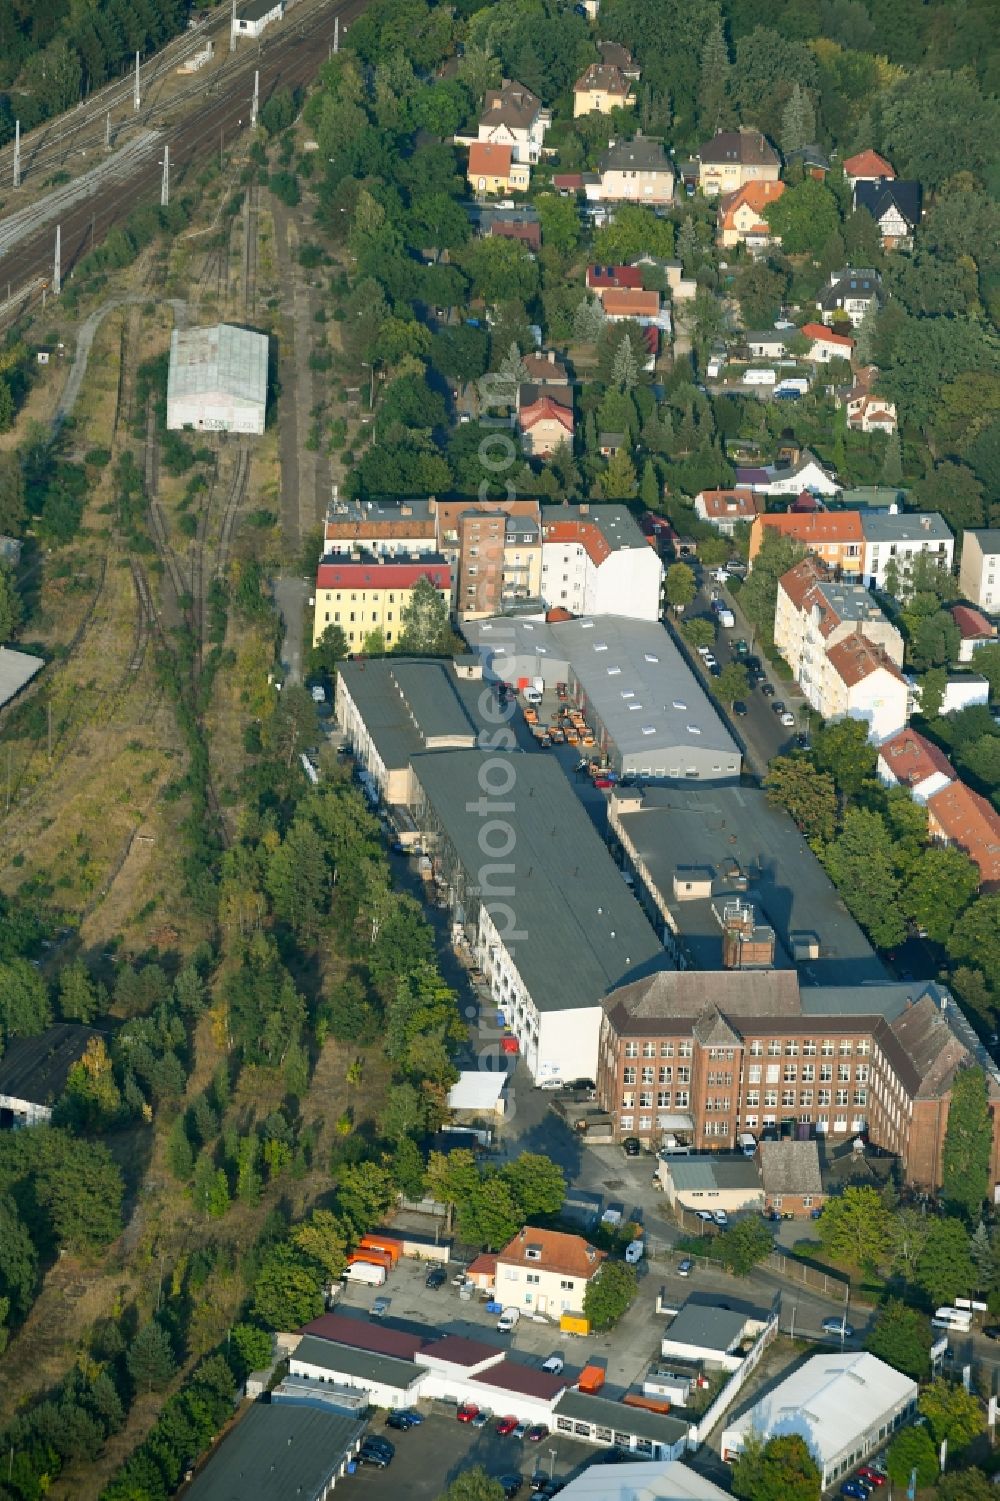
left=597, top=971, right=1000, bottom=1193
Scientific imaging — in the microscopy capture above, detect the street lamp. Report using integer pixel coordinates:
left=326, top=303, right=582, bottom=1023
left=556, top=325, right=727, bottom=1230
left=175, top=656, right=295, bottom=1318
left=548, top=1447, right=557, bottom=1479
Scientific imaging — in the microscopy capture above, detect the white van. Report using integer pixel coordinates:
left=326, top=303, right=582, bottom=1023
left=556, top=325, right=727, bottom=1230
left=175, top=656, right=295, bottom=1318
left=738, top=1133, right=757, bottom=1157
left=716, top=608, right=736, bottom=629
left=523, top=687, right=543, bottom=707
left=625, top=1239, right=645, bottom=1264
left=931, top=1307, right=972, bottom=1332
left=497, top=1307, right=521, bottom=1333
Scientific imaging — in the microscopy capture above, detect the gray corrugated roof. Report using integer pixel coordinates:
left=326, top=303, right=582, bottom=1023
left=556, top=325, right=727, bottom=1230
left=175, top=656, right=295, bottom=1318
left=167, top=324, right=267, bottom=407
left=0, top=1024, right=104, bottom=1106
left=665, top=1303, right=753, bottom=1352
left=412, top=750, right=665, bottom=1012
left=967, top=529, right=1000, bottom=552
left=186, top=1402, right=364, bottom=1501
left=292, top=1336, right=423, bottom=1389
left=465, top=615, right=740, bottom=769
left=614, top=786, right=886, bottom=985
left=666, top=1157, right=761, bottom=1192
left=0, top=646, right=43, bottom=708
left=338, top=658, right=480, bottom=771
left=553, top=1389, right=688, bottom=1447
left=859, top=511, right=953, bottom=544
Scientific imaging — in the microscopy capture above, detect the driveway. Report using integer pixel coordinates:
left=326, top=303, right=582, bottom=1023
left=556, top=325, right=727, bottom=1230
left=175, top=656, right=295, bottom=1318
left=273, top=572, right=308, bottom=685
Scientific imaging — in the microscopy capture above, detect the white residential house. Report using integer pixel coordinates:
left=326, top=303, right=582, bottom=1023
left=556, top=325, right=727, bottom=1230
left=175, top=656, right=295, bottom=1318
left=846, top=390, right=897, bottom=434
left=590, top=135, right=674, bottom=204
left=823, top=634, right=909, bottom=743
left=495, top=1227, right=605, bottom=1318
left=877, top=728, right=956, bottom=804
left=540, top=503, right=663, bottom=621
left=477, top=79, right=551, bottom=165
left=800, top=322, right=855, bottom=365
left=817, top=269, right=880, bottom=328
left=959, top=530, right=1000, bottom=614
left=692, top=488, right=759, bottom=535
left=860, top=511, right=954, bottom=595
left=775, top=557, right=905, bottom=686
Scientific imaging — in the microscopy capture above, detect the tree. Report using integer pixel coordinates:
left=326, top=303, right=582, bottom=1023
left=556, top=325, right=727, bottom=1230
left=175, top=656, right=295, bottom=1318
left=697, top=17, right=731, bottom=133
left=573, top=296, right=605, bottom=343
left=0, top=956, right=51, bottom=1040
left=823, top=809, right=906, bottom=949
left=912, top=462, right=985, bottom=533
left=252, top=1244, right=324, bottom=1330
left=682, top=618, right=717, bottom=652
left=57, top=959, right=102, bottom=1024
left=739, top=533, right=806, bottom=637
left=291, top=1210, right=350, bottom=1279
left=880, top=429, right=902, bottom=487
left=308, top=624, right=349, bottom=678
left=780, top=82, right=816, bottom=155
left=732, top=1432, right=821, bottom=1501
left=602, top=448, right=637, bottom=499
left=764, top=178, right=840, bottom=257
left=665, top=563, right=696, bottom=610
left=879, top=70, right=1000, bottom=192
left=583, top=1260, right=637, bottom=1330
left=612, top=333, right=640, bottom=393
left=885, top=1425, right=938, bottom=1490
left=377, top=1081, right=426, bottom=1142
left=716, top=1217, right=773, bottom=1275
left=919, top=1378, right=985, bottom=1451
left=735, top=261, right=787, bottom=329
left=437, top=1470, right=505, bottom=1501
left=0, top=565, right=21, bottom=642
left=457, top=1174, right=521, bottom=1250
left=459, top=237, right=538, bottom=304
left=865, top=1299, right=932, bottom=1381
left=0, top=453, right=26, bottom=536
left=817, top=1186, right=890, bottom=1269
left=915, top=1217, right=975, bottom=1307
left=594, top=204, right=674, bottom=265
left=0, top=1195, right=37, bottom=1320
left=230, top=1323, right=273, bottom=1374
left=765, top=757, right=837, bottom=844
left=336, top=1160, right=399, bottom=1234
left=903, top=846, right=979, bottom=945
left=714, top=662, right=749, bottom=705
left=811, top=718, right=877, bottom=801
left=502, top=1153, right=566, bottom=1220
left=429, top=324, right=489, bottom=385
left=126, top=1322, right=177, bottom=1395
left=535, top=193, right=580, bottom=254
left=942, top=1066, right=992, bottom=1221
left=396, top=574, right=455, bottom=656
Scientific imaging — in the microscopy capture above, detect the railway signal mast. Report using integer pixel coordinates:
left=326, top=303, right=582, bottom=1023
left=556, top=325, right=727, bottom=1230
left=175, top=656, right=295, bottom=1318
left=12, top=120, right=19, bottom=189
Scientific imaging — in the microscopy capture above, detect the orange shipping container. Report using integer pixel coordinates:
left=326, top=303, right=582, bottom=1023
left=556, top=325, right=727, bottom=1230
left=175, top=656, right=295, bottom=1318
left=623, top=1393, right=671, bottom=1414
left=348, top=1249, right=392, bottom=1272
left=578, top=1364, right=606, bottom=1394
left=360, top=1236, right=401, bottom=1266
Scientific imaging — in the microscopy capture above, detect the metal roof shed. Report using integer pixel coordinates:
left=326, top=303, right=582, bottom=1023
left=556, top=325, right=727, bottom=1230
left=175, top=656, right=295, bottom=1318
left=166, top=323, right=268, bottom=435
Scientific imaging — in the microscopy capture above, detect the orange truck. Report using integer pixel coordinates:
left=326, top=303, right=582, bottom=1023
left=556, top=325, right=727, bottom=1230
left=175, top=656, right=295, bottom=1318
left=577, top=1364, right=606, bottom=1394
left=359, top=1235, right=402, bottom=1267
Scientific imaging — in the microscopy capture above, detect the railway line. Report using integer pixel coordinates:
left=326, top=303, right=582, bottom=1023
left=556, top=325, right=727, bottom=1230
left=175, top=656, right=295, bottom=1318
left=0, top=0, right=367, bottom=305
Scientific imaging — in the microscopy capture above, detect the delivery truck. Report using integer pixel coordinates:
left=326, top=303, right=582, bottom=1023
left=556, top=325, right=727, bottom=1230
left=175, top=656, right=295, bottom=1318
left=343, top=1260, right=388, bottom=1287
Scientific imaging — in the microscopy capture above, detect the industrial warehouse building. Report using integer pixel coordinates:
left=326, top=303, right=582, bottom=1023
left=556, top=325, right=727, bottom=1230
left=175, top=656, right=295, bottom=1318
left=166, top=323, right=268, bottom=434
left=463, top=615, right=742, bottom=782
left=411, top=749, right=665, bottom=1083
left=231, top=0, right=284, bottom=41
left=721, top=1352, right=917, bottom=1489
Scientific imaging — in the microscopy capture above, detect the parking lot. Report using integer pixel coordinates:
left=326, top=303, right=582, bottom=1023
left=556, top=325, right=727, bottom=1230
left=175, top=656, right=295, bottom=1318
left=349, top=1409, right=595, bottom=1500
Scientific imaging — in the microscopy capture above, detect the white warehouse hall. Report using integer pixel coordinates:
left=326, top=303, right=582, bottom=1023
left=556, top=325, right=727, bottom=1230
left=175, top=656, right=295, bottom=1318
left=166, top=323, right=268, bottom=435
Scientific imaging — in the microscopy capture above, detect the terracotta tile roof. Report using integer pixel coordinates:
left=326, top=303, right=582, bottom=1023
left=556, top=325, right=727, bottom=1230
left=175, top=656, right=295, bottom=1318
left=877, top=728, right=956, bottom=789
left=843, top=149, right=895, bottom=180
left=951, top=605, right=996, bottom=641
left=497, top=1226, right=606, bottom=1280
left=696, top=488, right=759, bottom=520
left=801, top=322, right=855, bottom=350
left=546, top=606, right=576, bottom=622
left=469, top=141, right=512, bottom=177
left=718, top=179, right=786, bottom=231
left=826, top=632, right=906, bottom=689
left=518, top=397, right=574, bottom=434
left=601, top=287, right=660, bottom=319
left=299, top=1313, right=424, bottom=1360
left=778, top=555, right=829, bottom=613
left=927, top=782, right=1000, bottom=887
left=467, top=1252, right=498, bottom=1280
left=757, top=511, right=864, bottom=547
left=542, top=518, right=611, bottom=566
left=316, top=558, right=450, bottom=591
left=587, top=264, right=643, bottom=291
left=553, top=173, right=585, bottom=191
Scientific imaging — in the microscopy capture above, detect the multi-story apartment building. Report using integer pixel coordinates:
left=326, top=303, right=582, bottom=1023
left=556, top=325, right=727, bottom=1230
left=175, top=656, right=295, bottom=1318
left=434, top=499, right=544, bottom=619
left=312, top=554, right=451, bottom=654
left=860, top=511, right=954, bottom=595
left=697, top=128, right=780, bottom=196
left=593, top=134, right=674, bottom=204
left=596, top=968, right=1000, bottom=1193
left=959, top=529, right=1000, bottom=614
left=323, top=498, right=436, bottom=558
left=540, top=503, right=663, bottom=620
left=495, top=1228, right=605, bottom=1318
left=776, top=558, right=903, bottom=664
left=749, top=511, right=865, bottom=576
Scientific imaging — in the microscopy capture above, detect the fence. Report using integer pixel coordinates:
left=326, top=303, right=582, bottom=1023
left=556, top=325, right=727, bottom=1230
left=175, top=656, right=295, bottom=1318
left=692, top=1300, right=781, bottom=1446
left=658, top=1221, right=867, bottom=1308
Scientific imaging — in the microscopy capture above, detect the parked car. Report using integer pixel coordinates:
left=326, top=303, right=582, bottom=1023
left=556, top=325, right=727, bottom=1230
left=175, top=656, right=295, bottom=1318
left=498, top=1307, right=521, bottom=1333
left=771, top=700, right=787, bottom=716
left=567, top=1077, right=595, bottom=1091
left=695, top=1209, right=715, bottom=1222
left=526, top=1424, right=550, bottom=1443
left=857, top=1468, right=886, bottom=1487
left=513, top=1422, right=529, bottom=1440
left=734, top=639, right=749, bottom=656
left=822, top=1317, right=855, bottom=1338
left=780, top=710, right=796, bottom=727
left=496, top=1415, right=519, bottom=1436
left=622, top=1136, right=641, bottom=1157
left=386, top=1409, right=422, bottom=1431
left=541, top=1355, right=564, bottom=1374
left=310, top=684, right=326, bottom=703
left=709, top=662, right=722, bottom=676
left=458, top=1403, right=481, bottom=1423
left=677, top=1258, right=693, bottom=1276
left=471, top=1410, right=491, bottom=1429
left=982, top=1326, right=1000, bottom=1341
left=594, top=777, right=614, bottom=790
left=601, top=1202, right=625, bottom=1227
left=538, top=1077, right=563, bottom=1090
left=696, top=644, right=713, bottom=658
left=733, top=700, right=748, bottom=716
left=425, top=1266, right=446, bottom=1290
left=625, top=1238, right=645, bottom=1264
left=370, top=1296, right=391, bottom=1319
left=713, top=1210, right=729, bottom=1227
left=761, top=681, right=776, bottom=697
left=840, top=1483, right=870, bottom=1499
left=497, top=1476, right=524, bottom=1499
left=359, top=1444, right=393, bottom=1469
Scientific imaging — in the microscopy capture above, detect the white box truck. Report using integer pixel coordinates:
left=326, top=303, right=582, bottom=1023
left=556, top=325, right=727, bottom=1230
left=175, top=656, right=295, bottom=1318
left=343, top=1261, right=388, bottom=1287
left=742, top=368, right=777, bottom=386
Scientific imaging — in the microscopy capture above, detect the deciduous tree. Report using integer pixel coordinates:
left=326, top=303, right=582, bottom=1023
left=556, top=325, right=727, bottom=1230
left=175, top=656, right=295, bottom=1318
left=816, top=1185, right=890, bottom=1269
left=765, top=757, right=837, bottom=844
left=583, top=1260, right=637, bottom=1331
left=942, top=1066, right=992, bottom=1221
left=865, top=1299, right=932, bottom=1381
left=919, top=1378, right=985, bottom=1451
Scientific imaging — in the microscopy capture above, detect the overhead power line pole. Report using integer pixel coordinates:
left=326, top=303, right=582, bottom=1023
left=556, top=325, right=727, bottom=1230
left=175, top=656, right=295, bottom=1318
left=160, top=144, right=170, bottom=208
left=12, top=120, right=20, bottom=189
left=53, top=225, right=61, bottom=297
left=134, top=52, right=140, bottom=112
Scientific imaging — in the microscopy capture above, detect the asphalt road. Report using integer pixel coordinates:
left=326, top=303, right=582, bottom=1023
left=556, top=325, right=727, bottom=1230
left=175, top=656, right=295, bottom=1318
left=0, top=0, right=368, bottom=296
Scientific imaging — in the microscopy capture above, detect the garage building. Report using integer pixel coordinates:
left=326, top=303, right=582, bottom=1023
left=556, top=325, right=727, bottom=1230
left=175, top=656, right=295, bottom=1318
left=464, top=615, right=741, bottom=782
left=232, top=0, right=284, bottom=41
left=166, top=323, right=268, bottom=434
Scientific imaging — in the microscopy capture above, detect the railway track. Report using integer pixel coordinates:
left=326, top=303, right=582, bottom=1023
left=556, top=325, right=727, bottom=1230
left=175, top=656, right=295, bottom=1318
left=144, top=399, right=189, bottom=609
left=217, top=440, right=251, bottom=579
left=243, top=180, right=258, bottom=322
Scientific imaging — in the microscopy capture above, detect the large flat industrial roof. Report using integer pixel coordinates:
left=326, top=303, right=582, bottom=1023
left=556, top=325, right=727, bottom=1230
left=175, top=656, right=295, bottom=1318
left=412, top=750, right=665, bottom=1011
left=185, top=1401, right=364, bottom=1501
left=465, top=615, right=740, bottom=770
left=614, top=785, right=886, bottom=985
left=338, top=658, right=483, bottom=770
left=167, top=323, right=268, bottom=406
left=0, top=1024, right=103, bottom=1107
